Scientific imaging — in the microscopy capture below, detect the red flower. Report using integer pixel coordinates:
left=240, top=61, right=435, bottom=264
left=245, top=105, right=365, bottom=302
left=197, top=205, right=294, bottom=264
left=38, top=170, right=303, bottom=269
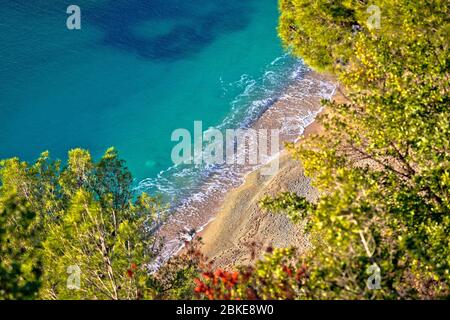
left=126, top=269, right=134, bottom=278
left=202, top=272, right=212, bottom=281
left=283, top=265, right=293, bottom=277
left=214, top=269, right=225, bottom=279
left=194, top=286, right=203, bottom=293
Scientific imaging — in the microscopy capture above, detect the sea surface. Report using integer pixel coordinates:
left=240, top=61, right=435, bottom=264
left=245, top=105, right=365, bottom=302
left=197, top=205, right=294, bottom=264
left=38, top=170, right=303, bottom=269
left=0, top=1, right=323, bottom=204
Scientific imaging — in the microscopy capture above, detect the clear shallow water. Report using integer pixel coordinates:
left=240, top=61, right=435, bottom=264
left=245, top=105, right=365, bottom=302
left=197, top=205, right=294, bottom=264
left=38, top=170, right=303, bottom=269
left=0, top=1, right=302, bottom=201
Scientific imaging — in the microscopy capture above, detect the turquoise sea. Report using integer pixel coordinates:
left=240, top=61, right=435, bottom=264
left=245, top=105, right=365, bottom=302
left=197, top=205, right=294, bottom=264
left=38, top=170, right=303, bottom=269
left=0, top=1, right=304, bottom=201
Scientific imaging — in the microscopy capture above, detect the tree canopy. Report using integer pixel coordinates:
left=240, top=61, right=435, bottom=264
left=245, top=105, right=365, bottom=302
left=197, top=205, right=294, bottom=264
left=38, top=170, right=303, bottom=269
left=258, top=0, right=449, bottom=299
left=0, top=148, right=165, bottom=299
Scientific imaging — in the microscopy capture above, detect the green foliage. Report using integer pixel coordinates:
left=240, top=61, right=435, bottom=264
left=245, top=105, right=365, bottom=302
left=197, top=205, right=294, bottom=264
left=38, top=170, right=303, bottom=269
left=0, top=148, right=166, bottom=299
left=0, top=193, right=42, bottom=299
left=268, top=0, right=450, bottom=299
left=41, top=190, right=160, bottom=299
left=279, top=0, right=358, bottom=71
left=259, top=192, right=314, bottom=224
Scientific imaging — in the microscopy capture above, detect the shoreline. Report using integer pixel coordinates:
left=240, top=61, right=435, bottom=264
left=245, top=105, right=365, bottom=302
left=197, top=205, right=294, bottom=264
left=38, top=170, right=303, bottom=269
left=198, top=75, right=338, bottom=268
left=196, top=113, right=323, bottom=240
left=190, top=108, right=326, bottom=243
left=157, top=69, right=336, bottom=263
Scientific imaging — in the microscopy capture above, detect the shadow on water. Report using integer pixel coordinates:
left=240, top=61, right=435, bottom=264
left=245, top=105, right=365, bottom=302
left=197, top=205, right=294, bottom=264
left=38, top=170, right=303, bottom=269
left=83, top=0, right=256, bottom=61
